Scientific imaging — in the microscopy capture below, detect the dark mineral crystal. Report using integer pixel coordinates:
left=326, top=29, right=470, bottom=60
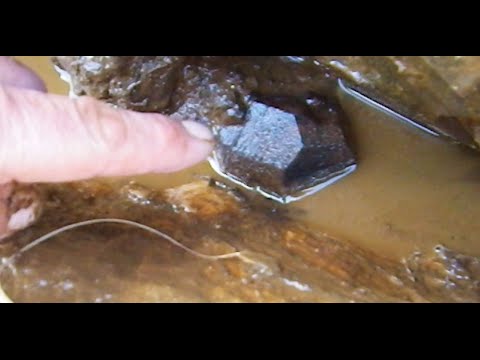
left=213, top=96, right=355, bottom=201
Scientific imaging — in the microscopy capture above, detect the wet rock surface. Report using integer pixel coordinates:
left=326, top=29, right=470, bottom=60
left=1, top=180, right=479, bottom=303
left=316, top=56, right=480, bottom=149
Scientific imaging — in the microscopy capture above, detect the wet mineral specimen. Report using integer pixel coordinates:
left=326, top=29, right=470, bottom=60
left=213, top=96, right=355, bottom=201
left=53, top=56, right=357, bottom=202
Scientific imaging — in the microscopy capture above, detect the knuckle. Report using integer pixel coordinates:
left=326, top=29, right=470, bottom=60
left=75, top=97, right=129, bottom=153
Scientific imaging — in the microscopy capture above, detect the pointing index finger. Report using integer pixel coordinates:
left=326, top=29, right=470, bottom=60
left=0, top=86, right=213, bottom=184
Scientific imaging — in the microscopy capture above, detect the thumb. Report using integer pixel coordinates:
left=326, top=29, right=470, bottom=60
left=0, top=57, right=47, bottom=92
left=0, top=85, right=213, bottom=184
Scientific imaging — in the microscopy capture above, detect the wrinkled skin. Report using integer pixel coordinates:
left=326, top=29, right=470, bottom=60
left=1, top=179, right=479, bottom=303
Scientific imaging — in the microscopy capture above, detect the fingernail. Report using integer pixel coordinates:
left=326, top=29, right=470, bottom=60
left=181, top=120, right=214, bottom=142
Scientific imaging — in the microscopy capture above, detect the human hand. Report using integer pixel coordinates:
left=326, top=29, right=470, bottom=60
left=0, top=57, right=213, bottom=239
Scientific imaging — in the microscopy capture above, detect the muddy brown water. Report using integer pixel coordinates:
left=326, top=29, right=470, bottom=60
left=2, top=56, right=480, bottom=302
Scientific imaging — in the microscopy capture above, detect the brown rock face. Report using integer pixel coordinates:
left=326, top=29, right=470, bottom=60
left=315, top=56, right=480, bottom=149
left=2, top=179, right=479, bottom=303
